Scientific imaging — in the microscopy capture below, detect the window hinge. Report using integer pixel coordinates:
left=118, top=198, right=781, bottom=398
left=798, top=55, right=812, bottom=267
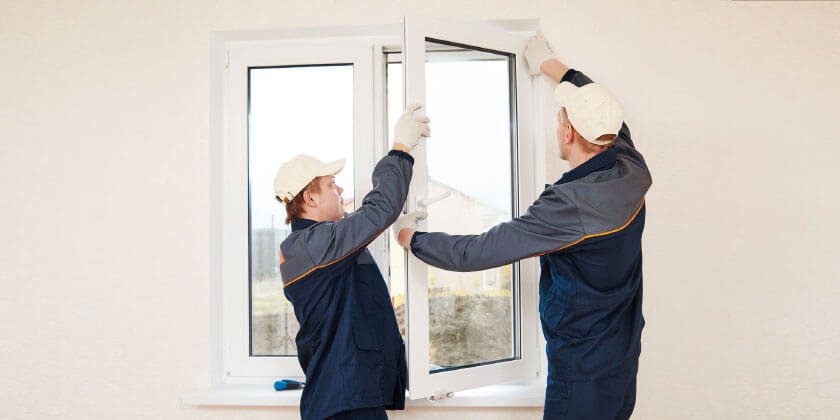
left=225, top=49, right=230, bottom=68
left=427, top=391, right=454, bottom=401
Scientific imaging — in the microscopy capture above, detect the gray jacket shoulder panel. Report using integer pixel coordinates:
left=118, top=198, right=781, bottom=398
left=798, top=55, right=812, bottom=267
left=278, top=229, right=316, bottom=284
left=279, top=153, right=413, bottom=287
left=412, top=156, right=650, bottom=272
left=563, top=156, right=651, bottom=237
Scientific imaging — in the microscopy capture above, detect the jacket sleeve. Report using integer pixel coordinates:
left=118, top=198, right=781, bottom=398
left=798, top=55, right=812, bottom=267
left=302, top=150, right=413, bottom=267
left=410, top=187, right=584, bottom=272
left=561, top=69, right=648, bottom=170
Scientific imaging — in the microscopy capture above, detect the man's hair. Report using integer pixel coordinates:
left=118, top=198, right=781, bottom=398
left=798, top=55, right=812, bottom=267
left=279, top=177, right=323, bottom=225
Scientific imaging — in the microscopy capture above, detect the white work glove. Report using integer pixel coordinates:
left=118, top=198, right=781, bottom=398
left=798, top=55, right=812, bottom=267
left=391, top=211, right=427, bottom=248
left=393, top=104, right=431, bottom=151
left=524, top=31, right=555, bottom=76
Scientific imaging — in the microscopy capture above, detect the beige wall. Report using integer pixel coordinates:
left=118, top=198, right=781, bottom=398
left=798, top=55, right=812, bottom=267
left=1, top=1, right=838, bottom=418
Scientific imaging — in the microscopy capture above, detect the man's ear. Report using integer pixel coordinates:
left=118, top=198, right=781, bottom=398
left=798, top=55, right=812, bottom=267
left=303, top=189, right=317, bottom=208
left=564, top=123, right=575, bottom=145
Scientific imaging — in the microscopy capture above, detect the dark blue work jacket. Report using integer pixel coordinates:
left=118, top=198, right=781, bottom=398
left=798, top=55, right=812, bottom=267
left=410, top=70, right=651, bottom=382
left=280, top=151, right=413, bottom=419
left=538, top=146, right=646, bottom=380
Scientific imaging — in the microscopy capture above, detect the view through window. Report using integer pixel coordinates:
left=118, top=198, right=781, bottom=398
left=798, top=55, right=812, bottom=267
left=248, top=64, right=355, bottom=356
left=387, top=40, right=517, bottom=372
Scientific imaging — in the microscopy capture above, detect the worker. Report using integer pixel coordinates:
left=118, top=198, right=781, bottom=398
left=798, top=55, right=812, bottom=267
left=392, top=33, right=651, bottom=419
left=276, top=105, right=430, bottom=420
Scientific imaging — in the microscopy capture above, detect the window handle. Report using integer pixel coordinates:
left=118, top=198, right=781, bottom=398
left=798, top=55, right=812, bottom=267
left=416, top=191, right=451, bottom=210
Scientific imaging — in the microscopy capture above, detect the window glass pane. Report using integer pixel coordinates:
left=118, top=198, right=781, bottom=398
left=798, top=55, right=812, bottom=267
left=424, top=41, right=516, bottom=372
left=387, top=40, right=517, bottom=373
left=249, top=65, right=354, bottom=356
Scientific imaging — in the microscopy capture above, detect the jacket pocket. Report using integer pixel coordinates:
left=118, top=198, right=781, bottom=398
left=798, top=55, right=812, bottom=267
left=353, top=324, right=382, bottom=351
left=341, top=325, right=383, bottom=402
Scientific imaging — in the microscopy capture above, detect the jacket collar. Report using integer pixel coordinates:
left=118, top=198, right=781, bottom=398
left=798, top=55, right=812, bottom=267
left=556, top=148, right=617, bottom=185
left=291, top=218, right=318, bottom=231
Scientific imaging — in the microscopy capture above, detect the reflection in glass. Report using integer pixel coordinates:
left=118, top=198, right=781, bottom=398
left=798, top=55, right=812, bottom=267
left=249, top=65, right=354, bottom=356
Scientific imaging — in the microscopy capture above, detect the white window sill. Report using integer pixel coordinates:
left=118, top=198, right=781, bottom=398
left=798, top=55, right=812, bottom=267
left=183, top=382, right=545, bottom=408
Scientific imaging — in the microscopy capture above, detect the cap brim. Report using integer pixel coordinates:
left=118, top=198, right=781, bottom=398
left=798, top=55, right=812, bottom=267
left=319, top=158, right=345, bottom=177
left=587, top=136, right=614, bottom=146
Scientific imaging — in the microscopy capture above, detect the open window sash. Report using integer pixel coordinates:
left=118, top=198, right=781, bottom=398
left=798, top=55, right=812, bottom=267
left=402, top=16, right=540, bottom=399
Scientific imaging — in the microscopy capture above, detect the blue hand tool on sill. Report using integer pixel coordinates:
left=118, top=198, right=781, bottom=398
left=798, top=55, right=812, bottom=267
left=274, top=379, right=306, bottom=391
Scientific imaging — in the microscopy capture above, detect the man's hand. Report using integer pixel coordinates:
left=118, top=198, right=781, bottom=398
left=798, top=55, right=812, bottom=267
left=525, top=31, right=555, bottom=76
left=397, top=228, right=415, bottom=249
left=392, top=211, right=426, bottom=249
left=393, top=104, right=430, bottom=152
left=525, top=32, right=570, bottom=83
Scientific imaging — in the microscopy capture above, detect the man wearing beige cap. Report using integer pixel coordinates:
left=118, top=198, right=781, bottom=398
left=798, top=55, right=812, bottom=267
left=275, top=105, right=429, bottom=420
left=393, top=33, right=651, bottom=419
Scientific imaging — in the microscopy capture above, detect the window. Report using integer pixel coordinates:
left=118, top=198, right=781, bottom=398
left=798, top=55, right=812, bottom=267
left=212, top=19, right=541, bottom=397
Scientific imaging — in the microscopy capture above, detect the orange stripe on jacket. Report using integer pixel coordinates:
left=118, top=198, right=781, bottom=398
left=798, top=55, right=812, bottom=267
left=283, top=229, right=386, bottom=289
left=535, top=199, right=646, bottom=257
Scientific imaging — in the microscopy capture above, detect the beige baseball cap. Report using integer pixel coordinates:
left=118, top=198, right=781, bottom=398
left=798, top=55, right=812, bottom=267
left=274, top=154, right=345, bottom=202
left=554, top=82, right=623, bottom=146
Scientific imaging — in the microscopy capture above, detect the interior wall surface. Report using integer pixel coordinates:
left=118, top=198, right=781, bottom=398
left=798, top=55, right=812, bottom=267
left=1, top=1, right=838, bottom=418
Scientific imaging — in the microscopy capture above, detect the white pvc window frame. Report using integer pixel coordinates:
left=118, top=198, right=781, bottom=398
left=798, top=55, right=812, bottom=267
left=402, top=16, right=540, bottom=399
left=220, top=38, right=378, bottom=381
left=210, top=20, right=542, bottom=397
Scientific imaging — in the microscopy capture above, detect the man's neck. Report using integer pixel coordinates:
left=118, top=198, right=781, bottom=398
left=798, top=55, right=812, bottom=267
left=299, top=212, right=323, bottom=223
left=300, top=211, right=342, bottom=223
left=568, top=150, right=601, bottom=170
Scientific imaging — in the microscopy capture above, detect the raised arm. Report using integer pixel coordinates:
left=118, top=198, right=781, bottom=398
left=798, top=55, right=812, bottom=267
left=280, top=105, right=429, bottom=284
left=526, top=32, right=647, bottom=169
left=550, top=64, right=645, bottom=168
left=302, top=150, right=414, bottom=266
